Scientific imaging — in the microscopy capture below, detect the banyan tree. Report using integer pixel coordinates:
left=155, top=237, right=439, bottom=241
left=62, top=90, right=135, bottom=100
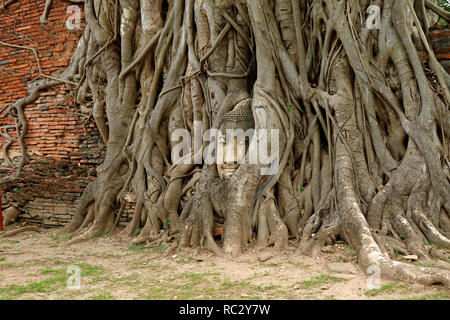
left=3, top=0, right=450, bottom=287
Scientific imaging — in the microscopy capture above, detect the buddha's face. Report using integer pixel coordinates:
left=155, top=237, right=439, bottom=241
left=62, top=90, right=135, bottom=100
left=217, top=99, right=254, bottom=179
left=217, top=122, right=251, bottom=179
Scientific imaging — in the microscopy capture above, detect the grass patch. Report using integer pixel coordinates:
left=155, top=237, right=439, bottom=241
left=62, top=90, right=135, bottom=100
left=114, top=273, right=142, bottom=285
left=405, top=290, right=450, bottom=300
left=128, top=244, right=149, bottom=251
left=74, top=262, right=103, bottom=276
left=0, top=262, right=104, bottom=299
left=49, top=234, right=59, bottom=241
left=222, top=279, right=253, bottom=289
left=414, top=261, right=437, bottom=268
left=89, top=292, right=114, bottom=300
left=1, top=262, right=20, bottom=268
left=364, top=282, right=402, bottom=296
left=284, top=260, right=311, bottom=269
left=301, top=274, right=346, bottom=289
left=142, top=272, right=249, bottom=299
left=345, top=247, right=360, bottom=256
left=0, top=276, right=67, bottom=299
left=264, top=262, right=281, bottom=267
left=175, top=259, right=191, bottom=264
left=62, top=233, right=74, bottom=241
left=39, top=262, right=102, bottom=279
left=261, top=260, right=310, bottom=270
left=127, top=243, right=167, bottom=253
left=40, top=268, right=66, bottom=275
left=150, top=244, right=168, bottom=253
left=90, top=274, right=111, bottom=285
left=143, top=285, right=170, bottom=299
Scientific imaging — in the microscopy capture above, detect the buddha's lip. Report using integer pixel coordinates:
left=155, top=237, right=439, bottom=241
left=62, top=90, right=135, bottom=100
left=221, top=165, right=239, bottom=177
left=221, top=164, right=239, bottom=169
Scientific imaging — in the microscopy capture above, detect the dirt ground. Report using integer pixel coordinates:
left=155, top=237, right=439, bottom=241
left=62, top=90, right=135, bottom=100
left=0, top=225, right=449, bottom=300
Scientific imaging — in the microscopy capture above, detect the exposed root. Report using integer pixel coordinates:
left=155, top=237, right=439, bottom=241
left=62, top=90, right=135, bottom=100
left=0, top=226, right=40, bottom=238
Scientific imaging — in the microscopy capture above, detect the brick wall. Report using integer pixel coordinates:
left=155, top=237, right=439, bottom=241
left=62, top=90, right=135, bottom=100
left=0, top=0, right=135, bottom=228
left=430, top=24, right=450, bottom=74
left=0, top=0, right=86, bottom=160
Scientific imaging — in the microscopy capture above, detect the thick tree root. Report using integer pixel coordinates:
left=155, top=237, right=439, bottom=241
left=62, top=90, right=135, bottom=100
left=0, top=226, right=40, bottom=238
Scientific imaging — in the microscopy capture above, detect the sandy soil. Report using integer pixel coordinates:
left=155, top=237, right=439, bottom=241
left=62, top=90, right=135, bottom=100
left=0, top=225, right=448, bottom=300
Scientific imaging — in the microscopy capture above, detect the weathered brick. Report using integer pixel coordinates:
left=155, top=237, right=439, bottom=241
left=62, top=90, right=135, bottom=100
left=0, top=1, right=125, bottom=228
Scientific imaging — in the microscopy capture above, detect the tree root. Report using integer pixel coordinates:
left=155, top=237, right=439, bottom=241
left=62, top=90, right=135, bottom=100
left=0, top=226, right=40, bottom=238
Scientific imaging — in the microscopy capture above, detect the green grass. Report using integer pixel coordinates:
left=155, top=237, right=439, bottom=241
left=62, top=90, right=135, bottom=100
left=40, top=263, right=102, bottom=277
left=345, top=247, right=360, bottom=256
left=221, top=279, right=253, bottom=289
left=74, top=262, right=103, bottom=276
left=301, top=274, right=346, bottom=289
left=414, top=261, right=437, bottom=268
left=89, top=292, right=114, bottom=300
left=139, top=271, right=286, bottom=300
left=364, top=282, right=402, bottom=297
left=284, top=260, right=311, bottom=269
left=127, top=244, right=167, bottom=253
left=62, top=233, right=74, bottom=241
left=175, top=259, right=191, bottom=264
left=128, top=244, right=148, bottom=251
left=90, top=274, right=111, bottom=285
left=115, top=273, right=142, bottom=285
left=262, top=262, right=280, bottom=267
left=0, top=257, right=5, bottom=262
left=262, top=260, right=310, bottom=269
left=0, top=276, right=67, bottom=299
left=144, top=285, right=169, bottom=299
left=405, top=290, right=450, bottom=300
left=438, top=0, right=450, bottom=25
left=40, top=268, right=66, bottom=275
left=49, top=234, right=59, bottom=241
left=0, top=263, right=103, bottom=299
left=1, top=262, right=20, bottom=268
left=131, top=259, right=165, bottom=270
